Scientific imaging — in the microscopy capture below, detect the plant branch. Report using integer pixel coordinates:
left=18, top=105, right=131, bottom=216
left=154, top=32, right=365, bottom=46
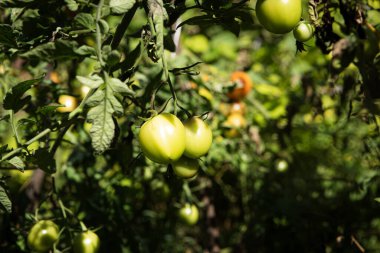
left=95, top=0, right=105, bottom=67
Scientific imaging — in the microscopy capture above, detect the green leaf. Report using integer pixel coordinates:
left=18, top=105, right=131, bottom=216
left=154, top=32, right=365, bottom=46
left=0, top=185, right=12, bottom=213
left=0, top=24, right=17, bottom=47
left=29, top=148, right=56, bottom=174
left=99, top=19, right=110, bottom=35
left=85, top=75, right=130, bottom=154
left=65, top=0, right=79, bottom=11
left=7, top=157, right=25, bottom=172
left=148, top=0, right=168, bottom=61
left=3, top=76, right=44, bottom=112
left=74, top=13, right=96, bottom=30
left=74, top=45, right=96, bottom=56
left=108, top=77, right=134, bottom=95
left=77, top=75, right=103, bottom=89
left=375, top=198, right=380, bottom=203
left=109, top=0, right=136, bottom=14
left=36, top=104, right=63, bottom=115
left=20, top=40, right=82, bottom=60
left=0, top=0, right=35, bottom=8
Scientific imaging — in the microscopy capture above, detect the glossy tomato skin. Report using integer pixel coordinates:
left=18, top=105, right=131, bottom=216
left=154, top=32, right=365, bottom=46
left=256, top=0, right=302, bottom=34
left=73, top=230, right=100, bottom=253
left=183, top=117, right=213, bottom=159
left=57, top=95, right=77, bottom=113
left=179, top=203, right=199, bottom=225
left=27, top=220, right=59, bottom=252
left=293, top=21, right=314, bottom=42
left=172, top=156, right=199, bottom=179
left=227, top=71, right=252, bottom=101
left=139, top=113, right=186, bottom=164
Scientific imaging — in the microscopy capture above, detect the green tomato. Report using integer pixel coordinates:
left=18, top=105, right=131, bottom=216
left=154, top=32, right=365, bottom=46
left=138, top=113, right=186, bottom=164
left=185, top=34, right=209, bottom=54
left=256, top=0, right=302, bottom=34
left=275, top=159, right=288, bottom=173
left=27, top=220, right=59, bottom=252
left=73, top=230, right=100, bottom=253
left=293, top=21, right=314, bottom=42
left=179, top=203, right=199, bottom=225
left=183, top=117, right=213, bottom=159
left=172, top=156, right=199, bottom=179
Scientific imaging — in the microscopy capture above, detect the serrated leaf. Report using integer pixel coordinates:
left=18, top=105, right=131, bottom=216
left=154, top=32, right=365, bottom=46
left=0, top=185, right=12, bottom=213
left=85, top=75, right=130, bottom=154
left=86, top=89, right=105, bottom=107
left=8, top=157, right=25, bottom=171
left=110, top=0, right=136, bottom=14
left=0, top=24, right=17, bottom=47
left=87, top=101, right=116, bottom=154
left=77, top=75, right=103, bottom=89
left=3, top=76, right=44, bottom=112
left=74, top=13, right=96, bottom=30
left=108, top=77, right=134, bottom=95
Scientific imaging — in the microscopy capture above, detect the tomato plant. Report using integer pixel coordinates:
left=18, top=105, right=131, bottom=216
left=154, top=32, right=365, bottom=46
left=27, top=220, right=59, bottom=252
left=179, top=203, right=199, bottom=225
left=73, top=230, right=100, bottom=253
left=293, top=21, right=314, bottom=42
left=171, top=156, right=199, bottom=179
left=256, top=0, right=302, bottom=34
left=227, top=71, right=253, bottom=101
left=138, top=113, right=186, bottom=164
left=183, top=117, right=213, bottom=159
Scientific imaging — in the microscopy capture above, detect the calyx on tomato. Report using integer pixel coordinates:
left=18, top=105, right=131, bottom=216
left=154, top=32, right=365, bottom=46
left=183, top=117, right=213, bottom=159
left=256, top=0, right=302, bottom=34
left=138, top=113, right=186, bottom=164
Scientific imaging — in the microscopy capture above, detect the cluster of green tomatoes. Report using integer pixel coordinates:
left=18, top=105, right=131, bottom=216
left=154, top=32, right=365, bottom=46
left=27, top=220, right=99, bottom=253
left=256, top=0, right=315, bottom=42
left=138, top=113, right=213, bottom=179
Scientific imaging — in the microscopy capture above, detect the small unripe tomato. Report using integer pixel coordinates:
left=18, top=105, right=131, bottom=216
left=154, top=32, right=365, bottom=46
left=293, top=21, right=314, bottom=42
left=172, top=156, right=199, bottom=179
left=73, top=230, right=100, bottom=253
left=230, top=102, right=247, bottom=115
left=275, top=159, right=289, bottom=172
left=138, top=113, right=186, bottom=164
left=57, top=95, right=77, bottom=113
left=183, top=117, right=213, bottom=159
left=179, top=203, right=199, bottom=225
left=27, top=220, right=60, bottom=252
left=256, top=0, right=302, bottom=34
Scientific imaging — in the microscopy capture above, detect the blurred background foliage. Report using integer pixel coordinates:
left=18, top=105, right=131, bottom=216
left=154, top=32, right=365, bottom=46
left=1, top=0, right=380, bottom=252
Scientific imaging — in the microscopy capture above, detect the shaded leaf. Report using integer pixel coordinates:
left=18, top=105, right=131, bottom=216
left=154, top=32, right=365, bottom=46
left=3, top=76, right=44, bottom=112
left=74, top=13, right=96, bottom=30
left=0, top=185, right=12, bottom=213
left=0, top=24, right=17, bottom=47
left=8, top=157, right=25, bottom=172
left=77, top=75, right=103, bottom=89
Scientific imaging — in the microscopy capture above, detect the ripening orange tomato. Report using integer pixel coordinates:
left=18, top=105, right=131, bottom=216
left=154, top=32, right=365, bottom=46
left=227, top=71, right=253, bottom=101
